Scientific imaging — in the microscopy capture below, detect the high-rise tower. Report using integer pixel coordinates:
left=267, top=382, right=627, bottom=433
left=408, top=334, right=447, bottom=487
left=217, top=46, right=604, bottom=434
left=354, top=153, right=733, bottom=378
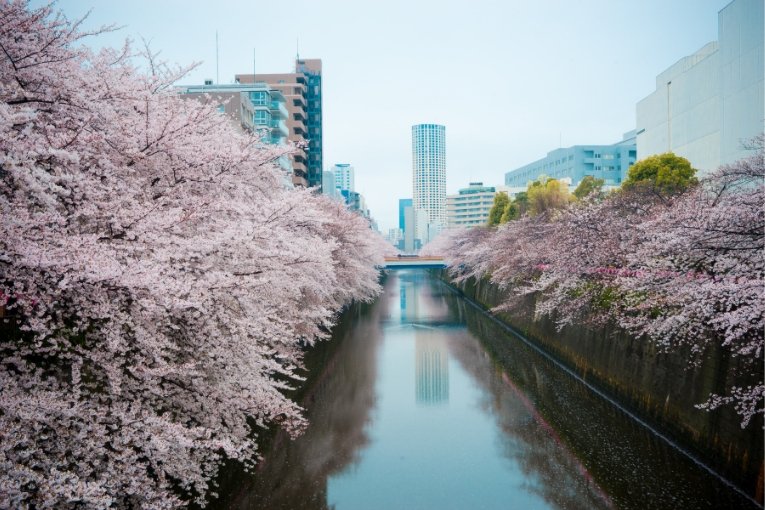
left=412, top=124, right=446, bottom=240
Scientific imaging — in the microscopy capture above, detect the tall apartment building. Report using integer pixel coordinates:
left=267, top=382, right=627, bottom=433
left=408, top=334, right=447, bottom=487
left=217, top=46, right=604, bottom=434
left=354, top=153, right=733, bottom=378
left=446, top=182, right=497, bottom=229
left=236, top=58, right=323, bottom=188
left=412, top=124, right=446, bottom=241
left=332, top=163, right=355, bottom=192
left=505, top=131, right=637, bottom=188
left=178, top=83, right=291, bottom=174
left=636, top=0, right=764, bottom=173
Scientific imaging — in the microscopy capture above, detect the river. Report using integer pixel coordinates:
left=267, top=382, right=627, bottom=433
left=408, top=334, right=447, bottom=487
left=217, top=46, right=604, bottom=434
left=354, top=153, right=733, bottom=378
left=211, top=269, right=760, bottom=510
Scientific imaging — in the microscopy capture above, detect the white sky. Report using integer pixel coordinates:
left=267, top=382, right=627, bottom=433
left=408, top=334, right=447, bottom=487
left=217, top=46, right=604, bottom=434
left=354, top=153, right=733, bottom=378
left=47, top=0, right=731, bottom=232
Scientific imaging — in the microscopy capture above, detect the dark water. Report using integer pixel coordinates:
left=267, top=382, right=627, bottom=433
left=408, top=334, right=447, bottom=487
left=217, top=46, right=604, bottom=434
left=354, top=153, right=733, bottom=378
left=212, top=270, right=760, bottom=510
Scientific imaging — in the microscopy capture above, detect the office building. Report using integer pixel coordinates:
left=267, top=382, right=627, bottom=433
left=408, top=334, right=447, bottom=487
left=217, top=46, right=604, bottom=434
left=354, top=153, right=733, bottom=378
left=321, top=168, right=341, bottom=201
left=505, top=131, right=637, bottom=188
left=387, top=228, right=404, bottom=249
left=412, top=124, right=446, bottom=242
left=332, top=163, right=355, bottom=193
left=236, top=58, right=323, bottom=188
left=636, top=0, right=764, bottom=173
left=446, top=182, right=497, bottom=229
left=398, top=198, right=413, bottom=231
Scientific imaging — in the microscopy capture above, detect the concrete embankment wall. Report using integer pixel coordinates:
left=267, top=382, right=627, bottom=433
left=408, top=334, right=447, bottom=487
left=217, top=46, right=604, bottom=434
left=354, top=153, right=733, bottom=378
left=439, top=272, right=763, bottom=501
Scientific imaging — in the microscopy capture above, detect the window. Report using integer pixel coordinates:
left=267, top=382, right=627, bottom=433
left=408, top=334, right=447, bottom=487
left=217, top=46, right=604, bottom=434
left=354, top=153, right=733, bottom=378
left=254, top=110, right=271, bottom=125
left=249, top=91, right=268, bottom=106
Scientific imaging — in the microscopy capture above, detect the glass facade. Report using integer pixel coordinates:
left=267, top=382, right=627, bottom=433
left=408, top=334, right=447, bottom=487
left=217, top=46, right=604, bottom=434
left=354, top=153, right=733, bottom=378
left=298, top=60, right=323, bottom=189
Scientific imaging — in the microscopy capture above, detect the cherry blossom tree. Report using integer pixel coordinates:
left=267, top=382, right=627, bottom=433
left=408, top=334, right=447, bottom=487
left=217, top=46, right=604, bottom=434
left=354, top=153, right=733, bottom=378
left=0, top=2, right=384, bottom=507
left=614, top=147, right=764, bottom=426
left=440, top=147, right=764, bottom=428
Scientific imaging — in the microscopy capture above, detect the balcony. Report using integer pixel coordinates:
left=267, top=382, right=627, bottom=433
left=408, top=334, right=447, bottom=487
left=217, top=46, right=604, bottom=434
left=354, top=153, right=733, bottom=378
left=292, top=119, right=306, bottom=135
left=292, top=160, right=307, bottom=174
left=292, top=174, right=308, bottom=187
left=270, top=119, right=288, bottom=137
left=292, top=95, right=306, bottom=108
left=269, top=101, right=289, bottom=119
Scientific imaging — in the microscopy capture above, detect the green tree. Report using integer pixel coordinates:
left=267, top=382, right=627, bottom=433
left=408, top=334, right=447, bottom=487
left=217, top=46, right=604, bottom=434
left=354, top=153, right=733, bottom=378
left=513, top=191, right=529, bottom=217
left=499, top=199, right=519, bottom=223
left=487, top=192, right=509, bottom=226
left=573, top=175, right=605, bottom=200
left=527, top=177, right=573, bottom=216
left=623, top=153, right=698, bottom=196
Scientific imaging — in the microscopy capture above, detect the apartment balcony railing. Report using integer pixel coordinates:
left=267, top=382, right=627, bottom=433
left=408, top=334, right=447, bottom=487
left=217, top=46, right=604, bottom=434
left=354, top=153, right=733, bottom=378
left=292, top=160, right=307, bottom=174
left=269, top=101, right=289, bottom=119
left=292, top=119, right=306, bottom=134
left=291, top=94, right=306, bottom=108
left=270, top=119, right=288, bottom=137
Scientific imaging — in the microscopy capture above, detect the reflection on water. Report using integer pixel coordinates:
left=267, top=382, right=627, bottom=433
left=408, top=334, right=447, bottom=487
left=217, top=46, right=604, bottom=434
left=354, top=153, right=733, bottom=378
left=415, top=333, right=449, bottom=405
left=210, top=270, right=760, bottom=510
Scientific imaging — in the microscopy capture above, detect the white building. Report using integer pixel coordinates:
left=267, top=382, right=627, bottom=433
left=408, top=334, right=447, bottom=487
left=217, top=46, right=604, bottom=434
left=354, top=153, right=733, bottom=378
left=412, top=124, right=446, bottom=240
left=332, top=163, right=355, bottom=193
left=321, top=168, right=342, bottom=201
left=636, top=0, right=764, bottom=174
left=446, top=182, right=497, bottom=229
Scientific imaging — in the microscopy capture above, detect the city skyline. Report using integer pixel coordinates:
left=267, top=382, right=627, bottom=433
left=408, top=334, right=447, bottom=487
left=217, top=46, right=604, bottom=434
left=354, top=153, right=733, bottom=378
left=48, top=0, right=733, bottom=231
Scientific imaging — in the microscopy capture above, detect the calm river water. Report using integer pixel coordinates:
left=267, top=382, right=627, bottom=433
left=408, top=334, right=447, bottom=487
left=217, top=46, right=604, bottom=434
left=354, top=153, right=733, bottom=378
left=212, top=270, right=759, bottom=510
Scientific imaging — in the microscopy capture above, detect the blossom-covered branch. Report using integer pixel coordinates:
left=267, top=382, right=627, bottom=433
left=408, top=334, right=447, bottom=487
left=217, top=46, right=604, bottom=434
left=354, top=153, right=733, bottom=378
left=0, top=2, right=387, bottom=507
left=436, top=146, right=764, bottom=428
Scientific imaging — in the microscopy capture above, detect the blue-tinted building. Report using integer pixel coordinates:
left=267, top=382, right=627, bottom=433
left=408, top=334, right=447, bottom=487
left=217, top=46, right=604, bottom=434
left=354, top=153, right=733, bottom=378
left=399, top=198, right=413, bottom=230
left=504, top=131, right=637, bottom=188
left=296, top=59, right=324, bottom=189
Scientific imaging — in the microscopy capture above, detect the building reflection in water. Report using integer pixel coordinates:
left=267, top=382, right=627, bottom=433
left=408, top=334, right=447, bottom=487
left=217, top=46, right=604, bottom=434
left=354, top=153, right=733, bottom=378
left=415, top=332, right=449, bottom=405
left=400, top=277, right=417, bottom=321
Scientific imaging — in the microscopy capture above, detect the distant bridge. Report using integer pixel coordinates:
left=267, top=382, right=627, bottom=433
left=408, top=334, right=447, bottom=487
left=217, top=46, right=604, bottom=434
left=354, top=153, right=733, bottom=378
left=383, top=256, right=446, bottom=269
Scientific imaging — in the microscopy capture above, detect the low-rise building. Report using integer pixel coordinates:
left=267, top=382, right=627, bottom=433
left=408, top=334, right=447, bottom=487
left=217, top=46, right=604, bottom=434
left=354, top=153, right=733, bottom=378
left=505, top=131, right=637, bottom=188
left=446, top=182, right=497, bottom=229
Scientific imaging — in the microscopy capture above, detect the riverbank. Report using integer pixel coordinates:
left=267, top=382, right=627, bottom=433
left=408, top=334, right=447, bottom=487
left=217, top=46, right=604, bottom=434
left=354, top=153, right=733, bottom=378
left=435, top=270, right=763, bottom=503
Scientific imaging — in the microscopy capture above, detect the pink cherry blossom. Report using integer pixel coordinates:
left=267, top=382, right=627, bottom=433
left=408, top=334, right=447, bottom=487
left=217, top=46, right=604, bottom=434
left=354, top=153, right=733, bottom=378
left=0, top=2, right=386, bottom=507
left=436, top=142, right=764, bottom=429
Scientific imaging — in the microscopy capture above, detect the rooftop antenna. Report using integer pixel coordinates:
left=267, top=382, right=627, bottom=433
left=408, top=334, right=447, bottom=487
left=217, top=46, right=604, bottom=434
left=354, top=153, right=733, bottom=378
left=296, top=37, right=300, bottom=69
left=215, top=31, right=219, bottom=84
left=253, top=47, right=256, bottom=77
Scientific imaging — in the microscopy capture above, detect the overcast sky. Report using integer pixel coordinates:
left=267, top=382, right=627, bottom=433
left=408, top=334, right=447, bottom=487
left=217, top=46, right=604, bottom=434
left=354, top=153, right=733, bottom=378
left=48, top=0, right=731, bottom=232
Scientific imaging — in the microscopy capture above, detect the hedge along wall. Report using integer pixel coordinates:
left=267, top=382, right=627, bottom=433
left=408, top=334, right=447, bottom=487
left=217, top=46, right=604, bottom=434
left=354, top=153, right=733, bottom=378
left=441, top=272, right=763, bottom=501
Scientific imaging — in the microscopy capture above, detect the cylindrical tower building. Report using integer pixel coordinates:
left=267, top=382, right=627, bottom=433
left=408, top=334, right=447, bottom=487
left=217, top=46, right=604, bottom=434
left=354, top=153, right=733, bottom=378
left=411, top=124, right=446, bottom=241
